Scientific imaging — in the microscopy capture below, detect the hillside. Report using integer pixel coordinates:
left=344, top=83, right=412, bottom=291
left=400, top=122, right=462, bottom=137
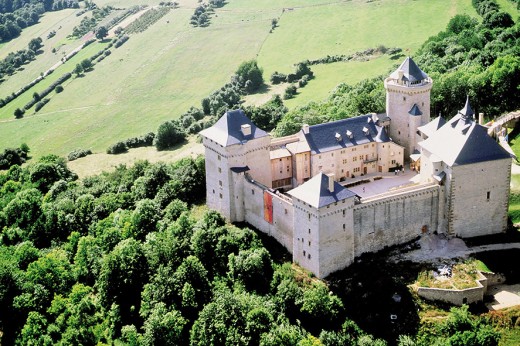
left=0, top=0, right=476, bottom=158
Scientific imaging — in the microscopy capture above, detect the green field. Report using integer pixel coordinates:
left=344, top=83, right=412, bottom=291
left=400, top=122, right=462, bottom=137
left=0, top=0, right=477, bottom=158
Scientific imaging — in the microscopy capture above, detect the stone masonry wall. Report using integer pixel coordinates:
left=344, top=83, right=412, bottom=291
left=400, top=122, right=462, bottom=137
left=353, top=185, right=439, bottom=258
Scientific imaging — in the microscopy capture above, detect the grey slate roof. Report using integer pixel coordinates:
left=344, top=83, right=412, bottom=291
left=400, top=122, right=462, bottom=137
left=420, top=113, right=511, bottom=166
left=458, top=96, right=474, bottom=119
left=199, top=109, right=269, bottom=147
left=408, top=104, right=423, bottom=116
left=393, top=57, right=429, bottom=83
left=417, top=116, right=446, bottom=138
left=288, top=172, right=356, bottom=208
left=302, top=115, right=390, bottom=154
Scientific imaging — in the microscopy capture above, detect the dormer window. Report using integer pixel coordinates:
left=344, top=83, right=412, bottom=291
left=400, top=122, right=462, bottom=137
left=363, top=127, right=369, bottom=135
left=346, top=130, right=353, bottom=139
left=335, top=132, right=342, bottom=141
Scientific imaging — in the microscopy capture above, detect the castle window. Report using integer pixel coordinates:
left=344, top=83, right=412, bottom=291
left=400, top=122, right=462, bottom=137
left=343, top=224, right=346, bottom=229
left=302, top=238, right=304, bottom=243
left=252, top=189, right=255, bottom=195
left=308, top=229, right=311, bottom=234
left=331, top=153, right=334, bottom=157
left=308, top=213, right=311, bottom=220
left=287, top=168, right=290, bottom=172
left=285, top=209, right=288, bottom=214
left=280, top=170, right=282, bottom=174
left=364, top=145, right=369, bottom=149
left=287, top=157, right=290, bottom=161
left=219, top=180, right=222, bottom=186
left=308, top=241, right=311, bottom=246
left=403, top=97, right=406, bottom=101
left=487, top=191, right=490, bottom=200
left=213, top=189, right=215, bottom=194
left=303, top=250, right=306, bottom=256
left=279, top=159, right=282, bottom=162
left=308, top=254, right=311, bottom=259
left=219, top=193, right=222, bottom=199
left=343, top=210, right=345, bottom=216
left=218, top=155, right=221, bottom=161
left=319, top=155, right=322, bottom=159
left=398, top=131, right=401, bottom=135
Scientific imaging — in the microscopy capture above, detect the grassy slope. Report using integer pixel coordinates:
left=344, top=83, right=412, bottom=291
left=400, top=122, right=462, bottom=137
left=0, top=9, right=86, bottom=94
left=255, top=0, right=476, bottom=107
left=0, top=0, right=476, bottom=158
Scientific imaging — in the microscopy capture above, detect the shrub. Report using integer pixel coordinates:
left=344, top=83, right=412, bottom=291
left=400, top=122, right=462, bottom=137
left=283, top=85, right=297, bottom=100
left=106, top=142, right=128, bottom=154
left=68, top=149, right=93, bottom=161
left=154, top=120, right=186, bottom=150
left=55, top=85, right=64, bottom=93
left=270, top=72, right=287, bottom=84
left=124, top=132, right=155, bottom=149
left=34, top=98, right=50, bottom=112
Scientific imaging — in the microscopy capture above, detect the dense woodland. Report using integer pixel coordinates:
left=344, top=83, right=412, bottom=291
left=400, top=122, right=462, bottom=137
left=0, top=154, right=508, bottom=345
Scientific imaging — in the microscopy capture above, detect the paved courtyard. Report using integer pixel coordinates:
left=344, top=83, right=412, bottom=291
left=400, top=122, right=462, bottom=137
left=486, top=284, right=520, bottom=310
left=340, top=169, right=422, bottom=198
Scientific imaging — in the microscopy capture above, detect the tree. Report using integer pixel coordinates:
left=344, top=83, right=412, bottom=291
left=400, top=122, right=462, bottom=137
left=28, top=37, right=43, bottom=52
left=142, top=303, right=187, bottom=345
left=154, top=120, right=186, bottom=150
left=98, top=238, right=148, bottom=331
left=235, top=60, right=264, bottom=93
left=14, top=108, right=24, bottom=118
left=74, top=63, right=84, bottom=76
left=81, top=58, right=92, bottom=71
left=95, top=26, right=108, bottom=40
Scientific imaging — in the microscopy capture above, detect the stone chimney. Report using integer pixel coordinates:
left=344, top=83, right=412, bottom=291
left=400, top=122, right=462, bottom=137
left=302, top=124, right=310, bottom=134
left=241, top=124, right=251, bottom=136
left=397, top=69, right=404, bottom=84
left=327, top=173, right=335, bottom=193
left=479, top=113, right=484, bottom=125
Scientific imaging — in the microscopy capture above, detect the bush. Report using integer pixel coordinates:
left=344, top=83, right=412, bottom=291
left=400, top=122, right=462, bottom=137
left=124, top=132, right=155, bottom=149
left=68, top=149, right=93, bottom=161
left=270, top=72, right=287, bottom=84
left=236, top=60, right=264, bottom=93
left=34, top=98, right=50, bottom=112
left=55, top=85, right=64, bottom=93
left=154, top=120, right=186, bottom=150
left=283, top=85, right=297, bottom=100
left=106, top=142, right=128, bottom=154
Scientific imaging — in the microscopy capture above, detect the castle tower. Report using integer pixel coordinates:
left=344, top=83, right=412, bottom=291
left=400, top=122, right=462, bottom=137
left=384, top=57, right=433, bottom=159
left=200, top=110, right=272, bottom=222
left=419, top=97, right=511, bottom=237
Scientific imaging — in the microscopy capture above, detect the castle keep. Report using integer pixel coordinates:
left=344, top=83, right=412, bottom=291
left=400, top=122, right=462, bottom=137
left=200, top=58, right=512, bottom=278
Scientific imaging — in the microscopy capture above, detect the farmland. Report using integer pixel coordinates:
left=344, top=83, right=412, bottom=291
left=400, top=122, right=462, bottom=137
left=0, top=0, right=476, bottom=158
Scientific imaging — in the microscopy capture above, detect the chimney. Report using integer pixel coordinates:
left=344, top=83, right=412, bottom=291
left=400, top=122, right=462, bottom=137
left=241, top=124, right=251, bottom=136
left=479, top=113, right=484, bottom=125
left=302, top=124, right=310, bottom=134
left=397, top=69, right=404, bottom=84
left=327, top=173, right=335, bottom=193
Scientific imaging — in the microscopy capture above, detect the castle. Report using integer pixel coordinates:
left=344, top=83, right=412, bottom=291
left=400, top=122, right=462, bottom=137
left=200, top=57, right=512, bottom=278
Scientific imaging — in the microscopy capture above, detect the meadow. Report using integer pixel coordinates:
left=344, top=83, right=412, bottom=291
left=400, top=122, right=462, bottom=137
left=0, top=0, right=476, bottom=158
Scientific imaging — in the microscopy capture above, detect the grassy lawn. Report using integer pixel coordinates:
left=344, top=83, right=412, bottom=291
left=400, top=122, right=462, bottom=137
left=0, top=0, right=477, bottom=159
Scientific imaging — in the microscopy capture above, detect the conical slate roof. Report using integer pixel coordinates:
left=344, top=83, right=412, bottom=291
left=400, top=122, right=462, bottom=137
left=391, top=57, right=429, bottom=83
left=458, top=96, right=474, bottom=119
left=408, top=104, right=423, bottom=116
left=288, top=172, right=356, bottom=208
left=199, top=109, right=269, bottom=147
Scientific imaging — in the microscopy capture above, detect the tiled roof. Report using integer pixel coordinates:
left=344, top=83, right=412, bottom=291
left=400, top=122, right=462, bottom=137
left=288, top=172, right=356, bottom=208
left=302, top=115, right=389, bottom=154
left=199, top=109, right=269, bottom=147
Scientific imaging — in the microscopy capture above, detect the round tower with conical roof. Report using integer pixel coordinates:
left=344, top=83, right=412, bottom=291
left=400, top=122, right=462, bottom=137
left=384, top=57, right=433, bottom=159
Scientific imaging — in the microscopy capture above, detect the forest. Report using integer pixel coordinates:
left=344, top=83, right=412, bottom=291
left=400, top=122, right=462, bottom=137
left=0, top=152, right=511, bottom=345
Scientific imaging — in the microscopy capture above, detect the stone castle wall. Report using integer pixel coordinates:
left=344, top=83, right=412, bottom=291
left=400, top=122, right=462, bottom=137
left=352, top=185, right=439, bottom=258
